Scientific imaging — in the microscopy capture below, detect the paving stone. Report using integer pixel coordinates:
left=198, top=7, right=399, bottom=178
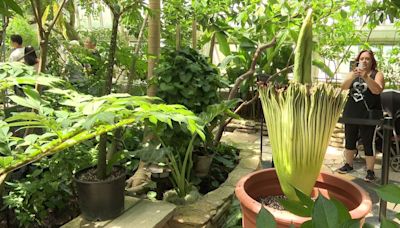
left=331, top=132, right=345, bottom=138
left=330, top=137, right=344, bottom=143
left=171, top=203, right=213, bottom=226
left=333, top=128, right=345, bottom=133
left=234, top=128, right=257, bottom=134
left=106, top=199, right=175, bottom=228
left=330, top=141, right=344, bottom=148
left=210, top=200, right=232, bottom=226
left=224, top=125, right=236, bottom=132
left=238, top=155, right=260, bottom=169
left=226, top=123, right=242, bottom=129
left=203, top=186, right=235, bottom=207
left=244, top=120, right=256, bottom=127
left=223, top=167, right=254, bottom=187
left=335, top=123, right=344, bottom=129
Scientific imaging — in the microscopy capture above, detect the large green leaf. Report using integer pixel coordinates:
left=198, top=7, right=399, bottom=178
left=375, top=184, right=400, bottom=204
left=300, top=220, right=312, bottom=228
left=312, top=60, right=334, bottom=79
left=0, top=7, right=12, bottom=17
left=312, top=194, right=339, bottom=228
left=330, top=198, right=351, bottom=224
left=256, top=204, right=276, bottom=228
left=0, top=157, right=13, bottom=167
left=3, top=0, right=23, bottom=15
left=279, top=199, right=311, bottom=217
left=8, top=96, right=41, bottom=110
left=381, top=218, right=399, bottom=228
left=340, top=219, right=360, bottom=228
left=215, top=31, right=231, bottom=56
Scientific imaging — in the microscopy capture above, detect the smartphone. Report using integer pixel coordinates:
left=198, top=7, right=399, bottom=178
left=350, top=61, right=359, bottom=71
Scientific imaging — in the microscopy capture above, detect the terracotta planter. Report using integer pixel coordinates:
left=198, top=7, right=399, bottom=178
left=235, top=168, right=372, bottom=228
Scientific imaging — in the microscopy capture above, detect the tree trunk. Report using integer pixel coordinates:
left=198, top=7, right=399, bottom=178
left=37, top=37, right=48, bottom=74
left=103, top=13, right=120, bottom=94
left=0, top=16, right=9, bottom=62
left=30, top=0, right=68, bottom=74
left=126, top=0, right=160, bottom=193
left=63, top=0, right=79, bottom=40
left=192, top=17, right=197, bottom=48
left=97, top=11, right=121, bottom=179
left=97, top=134, right=108, bottom=179
left=146, top=0, right=160, bottom=97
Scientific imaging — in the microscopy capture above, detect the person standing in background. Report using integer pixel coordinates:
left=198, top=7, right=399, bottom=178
left=338, top=50, right=385, bottom=182
left=9, top=34, right=24, bottom=62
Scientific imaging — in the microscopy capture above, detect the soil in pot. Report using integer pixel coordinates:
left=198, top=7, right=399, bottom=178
left=76, top=166, right=125, bottom=182
left=259, top=195, right=287, bottom=210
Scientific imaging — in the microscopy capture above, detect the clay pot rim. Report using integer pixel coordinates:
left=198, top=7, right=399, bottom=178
left=235, top=168, right=372, bottom=220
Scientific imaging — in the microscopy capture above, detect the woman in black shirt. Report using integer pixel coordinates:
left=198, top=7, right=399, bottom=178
left=338, top=50, right=385, bottom=182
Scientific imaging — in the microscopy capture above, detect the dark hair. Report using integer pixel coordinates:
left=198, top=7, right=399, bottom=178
left=24, top=46, right=37, bottom=66
left=10, top=34, right=23, bottom=45
left=355, top=50, right=377, bottom=71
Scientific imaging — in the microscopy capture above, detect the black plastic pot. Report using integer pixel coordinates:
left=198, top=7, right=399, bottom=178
left=73, top=166, right=126, bottom=221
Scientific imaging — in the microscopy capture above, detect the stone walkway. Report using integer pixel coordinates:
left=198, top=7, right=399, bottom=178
left=222, top=130, right=400, bottom=227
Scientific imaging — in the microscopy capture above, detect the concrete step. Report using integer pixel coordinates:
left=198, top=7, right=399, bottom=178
left=62, top=196, right=176, bottom=228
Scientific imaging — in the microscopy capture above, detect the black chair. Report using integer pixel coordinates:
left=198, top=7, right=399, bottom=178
left=374, top=89, right=400, bottom=171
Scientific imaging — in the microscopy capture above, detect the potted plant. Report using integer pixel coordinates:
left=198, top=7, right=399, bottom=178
left=192, top=99, right=240, bottom=177
left=0, top=65, right=204, bottom=221
left=131, top=99, right=239, bottom=204
left=235, top=9, right=372, bottom=227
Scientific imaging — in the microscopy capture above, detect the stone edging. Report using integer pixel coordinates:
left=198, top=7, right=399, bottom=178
left=166, top=139, right=261, bottom=227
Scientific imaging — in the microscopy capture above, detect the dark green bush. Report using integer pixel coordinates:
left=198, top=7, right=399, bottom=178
left=155, top=47, right=226, bottom=114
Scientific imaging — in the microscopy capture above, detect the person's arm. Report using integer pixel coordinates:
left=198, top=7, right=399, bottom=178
left=362, top=71, right=384, bottom=94
left=341, top=71, right=357, bottom=90
left=9, top=51, right=16, bottom=62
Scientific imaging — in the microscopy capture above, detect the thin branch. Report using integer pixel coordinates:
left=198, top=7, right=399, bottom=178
left=47, top=0, right=68, bottom=34
left=30, top=0, right=45, bottom=37
left=222, top=92, right=260, bottom=130
left=103, top=0, right=116, bottom=15
left=332, top=15, right=370, bottom=76
left=135, top=13, right=148, bottom=54
left=0, top=118, right=136, bottom=176
left=214, top=38, right=277, bottom=145
left=269, top=65, right=294, bottom=81
left=115, top=69, right=125, bottom=82
left=228, top=37, right=277, bottom=100
left=127, top=13, right=148, bottom=94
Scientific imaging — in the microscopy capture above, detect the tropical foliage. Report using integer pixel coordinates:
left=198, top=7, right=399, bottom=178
left=1, top=0, right=400, bottom=226
left=0, top=62, right=204, bottom=178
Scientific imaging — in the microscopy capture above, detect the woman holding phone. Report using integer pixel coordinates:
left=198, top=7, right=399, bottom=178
left=338, top=50, right=385, bottom=182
